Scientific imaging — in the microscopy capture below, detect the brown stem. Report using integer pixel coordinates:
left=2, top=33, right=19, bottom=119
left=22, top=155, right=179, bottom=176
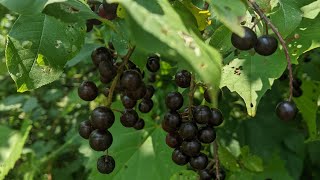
left=214, top=140, right=220, bottom=180
left=247, top=0, right=293, bottom=101
left=106, top=46, right=136, bottom=107
left=203, top=2, right=209, bottom=10
left=188, top=74, right=196, bottom=121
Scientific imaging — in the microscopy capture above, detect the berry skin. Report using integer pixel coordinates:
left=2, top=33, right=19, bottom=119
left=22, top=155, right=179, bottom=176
left=98, top=61, right=117, bottom=83
left=162, top=111, right=182, bottom=133
left=121, top=70, right=143, bottom=91
left=231, top=27, right=257, bottom=50
left=194, top=105, right=212, bottom=124
left=198, top=127, right=216, bottom=144
left=120, top=109, right=139, bottom=127
left=146, top=55, right=160, bottom=72
left=144, top=85, right=155, bottom=99
left=175, top=70, right=191, bottom=88
left=78, top=120, right=93, bottom=139
left=198, top=169, right=212, bottom=180
left=133, top=119, right=145, bottom=130
left=166, top=133, right=182, bottom=148
left=293, top=78, right=302, bottom=89
left=254, top=35, right=278, bottom=56
left=190, top=153, right=208, bottom=170
left=125, top=83, right=147, bottom=100
left=172, top=148, right=189, bottom=165
left=91, top=47, right=112, bottom=67
left=148, top=73, right=156, bottom=83
left=86, top=20, right=93, bottom=32
left=276, top=101, right=297, bottom=121
left=121, top=95, right=137, bottom=109
left=138, top=99, right=154, bottom=113
left=91, top=107, right=115, bottom=130
left=97, top=155, right=115, bottom=174
left=89, top=129, right=113, bottom=151
left=179, top=122, right=198, bottom=140
left=204, top=89, right=212, bottom=103
left=102, top=2, right=118, bottom=20
left=181, top=139, right=201, bottom=157
left=293, top=88, right=303, bottom=98
left=165, top=92, right=184, bottom=111
left=78, top=81, right=98, bottom=101
left=208, top=108, right=224, bottom=126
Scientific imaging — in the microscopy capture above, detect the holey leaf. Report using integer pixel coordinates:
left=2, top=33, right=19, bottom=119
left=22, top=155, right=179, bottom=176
left=220, top=51, right=287, bottom=116
left=109, top=0, right=222, bottom=90
left=5, top=14, right=85, bottom=92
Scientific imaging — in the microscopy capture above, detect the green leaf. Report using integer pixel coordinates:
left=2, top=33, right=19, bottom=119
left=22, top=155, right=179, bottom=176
left=301, top=0, right=320, bottom=19
left=65, top=43, right=100, bottom=67
left=0, top=0, right=48, bottom=14
left=220, top=51, right=287, bottom=116
left=240, top=146, right=264, bottom=172
left=209, top=25, right=232, bottom=56
left=0, top=120, right=32, bottom=179
left=170, top=170, right=198, bottom=180
left=219, top=145, right=241, bottom=171
left=5, top=14, right=85, bottom=92
left=110, top=0, right=222, bottom=89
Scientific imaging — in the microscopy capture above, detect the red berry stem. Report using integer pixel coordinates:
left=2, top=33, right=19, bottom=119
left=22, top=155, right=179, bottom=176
left=106, top=46, right=136, bottom=107
left=247, top=0, right=293, bottom=101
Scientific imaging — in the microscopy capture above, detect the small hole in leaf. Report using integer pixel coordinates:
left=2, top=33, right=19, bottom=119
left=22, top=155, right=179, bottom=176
left=250, top=103, right=253, bottom=107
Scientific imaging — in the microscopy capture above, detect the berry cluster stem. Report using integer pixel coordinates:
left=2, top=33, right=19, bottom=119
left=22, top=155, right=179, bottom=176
left=247, top=0, right=294, bottom=101
left=106, top=46, right=136, bottom=107
left=214, top=140, right=220, bottom=180
left=188, top=74, right=196, bottom=121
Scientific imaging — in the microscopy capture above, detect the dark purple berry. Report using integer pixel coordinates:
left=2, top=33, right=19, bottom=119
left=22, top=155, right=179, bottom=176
left=254, top=35, right=278, bottom=56
left=91, top=107, right=115, bottom=130
left=190, top=153, right=208, bottom=170
left=162, top=111, right=182, bottom=133
left=120, top=109, right=139, bottom=127
left=276, top=101, right=297, bottom=121
left=144, top=85, right=155, bottom=99
left=97, top=155, right=115, bottom=174
left=121, top=95, right=137, bottom=109
left=208, top=108, right=224, bottom=126
left=231, top=27, right=257, bottom=50
left=194, top=105, right=212, bottom=124
left=78, top=120, right=93, bottom=139
left=198, top=126, right=216, bottom=144
left=181, top=140, right=201, bottom=157
left=121, top=70, right=142, bottom=91
left=166, top=133, right=182, bottom=148
left=138, top=99, right=154, bottom=113
left=133, top=119, right=145, bottom=130
left=172, top=148, right=189, bottom=165
left=89, top=129, right=113, bottom=151
left=165, top=92, right=183, bottom=111
left=146, top=55, right=160, bottom=72
left=179, top=122, right=198, bottom=140
left=91, top=47, right=112, bottom=66
left=175, top=70, right=191, bottom=88
left=78, top=81, right=98, bottom=101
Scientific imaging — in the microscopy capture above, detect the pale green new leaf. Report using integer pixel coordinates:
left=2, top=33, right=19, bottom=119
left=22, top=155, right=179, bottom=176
left=301, top=0, right=320, bottom=19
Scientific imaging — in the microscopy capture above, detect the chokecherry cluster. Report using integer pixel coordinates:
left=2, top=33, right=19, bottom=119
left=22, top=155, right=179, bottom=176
left=231, top=26, right=278, bottom=56
left=162, top=70, right=225, bottom=180
left=77, top=45, right=160, bottom=174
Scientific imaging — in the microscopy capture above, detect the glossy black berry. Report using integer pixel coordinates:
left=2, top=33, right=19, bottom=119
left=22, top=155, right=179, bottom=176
left=293, top=78, right=302, bottom=89
left=181, top=139, right=201, bottom=157
left=138, top=99, right=154, bottom=113
left=166, top=133, right=182, bottom=148
left=144, top=85, right=155, bottom=99
left=190, top=153, right=208, bottom=170
left=208, top=108, right=224, bottom=126
left=99, top=61, right=117, bottom=83
left=231, top=27, right=257, bottom=50
left=78, top=120, right=93, bottom=139
left=91, top=107, right=115, bottom=130
left=97, top=155, right=115, bottom=174
left=204, top=89, right=212, bottom=103
left=172, top=148, right=189, bottom=165
left=165, top=92, right=184, bottom=111
left=91, top=47, right=112, bottom=66
left=162, top=111, right=182, bottom=133
left=254, top=35, right=278, bottom=56
left=125, top=83, right=146, bottom=100
left=78, top=81, right=98, bottom=101
left=133, top=119, right=145, bottom=130
left=175, top=70, right=191, bottom=88
left=179, top=122, right=198, bottom=140
left=120, top=109, right=139, bottom=127
left=146, top=55, right=160, bottom=72
left=198, top=126, right=216, bottom=144
left=89, top=129, right=113, bottom=151
left=293, top=88, right=303, bottom=97
left=121, top=70, right=142, bottom=91
left=102, top=2, right=118, bottom=20
left=121, top=95, right=137, bottom=109
left=194, top=105, right=212, bottom=124
left=276, top=101, right=297, bottom=121
left=198, top=169, right=212, bottom=180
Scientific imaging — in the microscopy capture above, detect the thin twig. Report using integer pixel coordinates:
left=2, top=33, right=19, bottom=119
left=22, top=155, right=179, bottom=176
left=247, top=0, right=293, bottom=101
left=188, top=74, right=196, bottom=121
left=214, top=140, right=220, bottom=180
left=106, top=46, right=136, bottom=107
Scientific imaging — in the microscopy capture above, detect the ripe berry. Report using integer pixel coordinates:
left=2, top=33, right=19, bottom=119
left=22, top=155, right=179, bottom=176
left=179, top=122, right=198, bottom=140
left=293, top=78, right=302, bottom=89
left=121, top=95, right=137, bottom=109
left=293, top=88, right=303, bottom=97
left=99, top=61, right=117, bottom=83
left=86, top=20, right=93, bottom=32
left=190, top=153, right=208, bottom=170
left=276, top=101, right=297, bottom=121
left=125, top=83, right=147, bottom=100
left=120, top=109, right=139, bottom=127
left=198, top=126, right=216, bottom=144
left=102, top=2, right=118, bottom=20
left=148, top=73, right=156, bottom=83
left=91, top=47, right=112, bottom=66
left=89, top=129, right=113, bottom=151
left=138, top=99, right=154, bottom=113
left=162, top=111, right=182, bottom=133
left=194, top=105, right=212, bottom=124
left=254, top=35, right=278, bottom=56
left=175, top=70, right=191, bottom=88
left=165, top=92, right=184, bottom=111
left=208, top=108, right=224, bottom=126
left=181, top=140, right=201, bottom=157
left=144, top=85, right=155, bottom=99
left=91, top=107, right=115, bottom=130
left=231, top=27, right=257, bottom=50
left=172, top=149, right=189, bottom=165
left=78, top=81, right=98, bottom=101
left=146, top=55, right=160, bottom=72
left=121, top=70, right=142, bottom=91
left=204, top=89, right=212, bottom=103
left=166, top=133, right=182, bottom=148
left=198, top=169, right=212, bottom=180
left=133, top=119, right=145, bottom=130
left=97, top=155, right=115, bottom=174
left=78, top=120, right=93, bottom=139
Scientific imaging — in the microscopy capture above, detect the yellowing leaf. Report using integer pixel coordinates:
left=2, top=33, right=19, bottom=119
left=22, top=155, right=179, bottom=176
left=181, top=0, right=211, bottom=31
left=117, top=4, right=126, bottom=18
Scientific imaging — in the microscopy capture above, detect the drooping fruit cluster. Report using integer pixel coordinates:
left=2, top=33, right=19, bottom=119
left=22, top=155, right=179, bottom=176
left=162, top=70, right=225, bottom=179
left=276, top=100, right=297, bottom=121
left=78, top=46, right=160, bottom=174
left=231, top=26, right=278, bottom=56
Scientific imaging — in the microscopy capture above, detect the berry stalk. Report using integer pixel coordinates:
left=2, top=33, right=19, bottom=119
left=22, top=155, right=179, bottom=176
left=247, top=0, right=294, bottom=101
left=188, top=74, right=196, bottom=121
left=214, top=140, right=220, bottom=180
